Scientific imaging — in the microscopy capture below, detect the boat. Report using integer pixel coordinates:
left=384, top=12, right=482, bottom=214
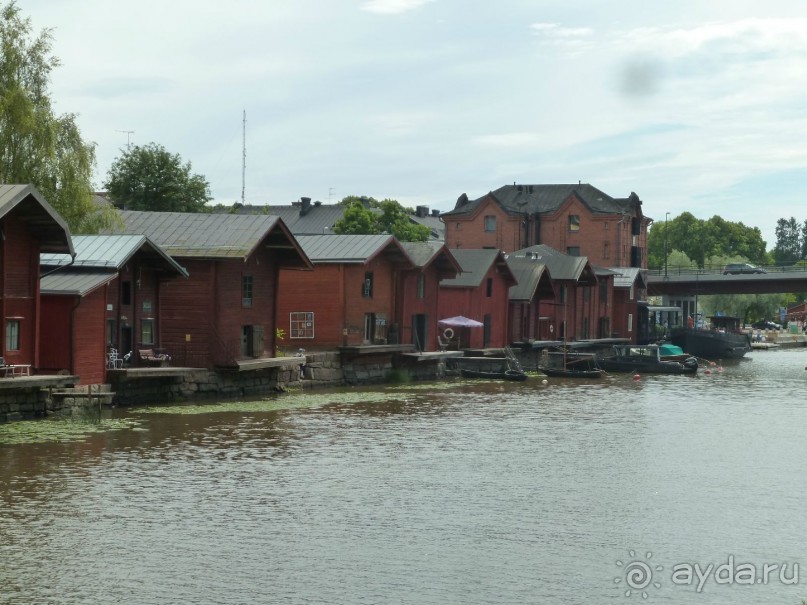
left=597, top=344, right=698, bottom=374
left=460, top=368, right=528, bottom=381
left=538, top=366, right=605, bottom=379
left=669, top=315, right=751, bottom=360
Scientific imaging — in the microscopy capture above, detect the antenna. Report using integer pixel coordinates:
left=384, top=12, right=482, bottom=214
left=116, top=130, right=134, bottom=149
left=241, top=109, right=246, bottom=205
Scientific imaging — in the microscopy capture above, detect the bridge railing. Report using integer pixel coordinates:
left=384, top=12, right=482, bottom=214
left=646, top=263, right=807, bottom=277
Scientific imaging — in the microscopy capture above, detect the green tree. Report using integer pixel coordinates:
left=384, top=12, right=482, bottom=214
left=647, top=212, right=767, bottom=268
left=332, top=196, right=430, bottom=241
left=0, top=2, right=116, bottom=233
left=772, top=217, right=804, bottom=264
left=104, top=142, right=211, bottom=212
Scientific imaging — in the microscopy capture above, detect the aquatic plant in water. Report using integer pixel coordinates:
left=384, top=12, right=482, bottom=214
left=0, top=417, right=142, bottom=445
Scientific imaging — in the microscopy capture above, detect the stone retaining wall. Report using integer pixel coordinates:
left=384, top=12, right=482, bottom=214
left=0, top=388, right=52, bottom=423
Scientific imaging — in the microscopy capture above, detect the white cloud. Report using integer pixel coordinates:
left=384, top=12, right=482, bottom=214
left=472, top=133, right=540, bottom=148
left=361, top=0, right=433, bottom=15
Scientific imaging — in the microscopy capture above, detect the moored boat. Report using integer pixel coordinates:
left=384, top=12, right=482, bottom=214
left=669, top=316, right=751, bottom=360
left=460, top=368, right=529, bottom=381
left=597, top=344, right=698, bottom=374
left=538, top=366, right=605, bottom=379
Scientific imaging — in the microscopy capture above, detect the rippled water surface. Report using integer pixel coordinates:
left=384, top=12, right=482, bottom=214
left=2, top=350, right=807, bottom=604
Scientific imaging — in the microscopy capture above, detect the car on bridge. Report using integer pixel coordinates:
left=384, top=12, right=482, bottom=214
left=723, top=263, right=767, bottom=275
left=751, top=320, right=781, bottom=330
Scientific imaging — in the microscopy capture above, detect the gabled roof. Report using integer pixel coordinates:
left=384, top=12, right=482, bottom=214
left=399, top=241, right=462, bottom=276
left=41, top=234, right=188, bottom=277
left=442, top=184, right=643, bottom=220
left=108, top=210, right=311, bottom=268
left=610, top=267, right=648, bottom=289
left=40, top=271, right=117, bottom=297
left=295, top=234, right=414, bottom=266
left=0, top=184, right=74, bottom=255
left=440, top=248, right=517, bottom=288
left=506, top=256, right=554, bottom=302
left=511, top=244, right=597, bottom=284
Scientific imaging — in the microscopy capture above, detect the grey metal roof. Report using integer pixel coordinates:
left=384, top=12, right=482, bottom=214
left=408, top=214, right=444, bottom=240
left=506, top=256, right=553, bottom=301
left=440, top=249, right=516, bottom=288
left=611, top=267, right=648, bottom=289
left=40, top=234, right=188, bottom=276
left=442, top=184, right=643, bottom=219
left=0, top=184, right=74, bottom=255
left=511, top=244, right=593, bottom=282
left=106, top=211, right=310, bottom=267
left=295, top=234, right=413, bottom=265
left=40, top=271, right=116, bottom=296
left=400, top=241, right=446, bottom=267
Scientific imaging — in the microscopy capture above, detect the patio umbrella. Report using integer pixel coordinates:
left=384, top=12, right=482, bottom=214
left=438, top=315, right=484, bottom=328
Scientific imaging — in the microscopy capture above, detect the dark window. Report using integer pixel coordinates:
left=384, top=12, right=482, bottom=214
left=484, top=215, right=496, bottom=232
left=486, top=277, right=493, bottom=297
left=416, top=274, right=426, bottom=299
left=560, top=285, right=567, bottom=304
left=5, top=319, right=20, bottom=351
left=242, top=275, right=253, bottom=307
left=483, top=314, right=492, bottom=347
left=362, top=272, right=374, bottom=298
left=599, top=282, right=608, bottom=304
left=569, top=215, right=580, bottom=232
left=121, top=281, right=132, bottom=306
left=140, top=319, right=154, bottom=345
left=603, top=242, right=610, bottom=259
left=106, top=319, right=116, bottom=347
left=567, top=246, right=580, bottom=256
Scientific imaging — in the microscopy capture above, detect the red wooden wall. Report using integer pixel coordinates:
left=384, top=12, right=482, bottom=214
left=1, top=214, right=40, bottom=366
left=438, top=266, right=511, bottom=348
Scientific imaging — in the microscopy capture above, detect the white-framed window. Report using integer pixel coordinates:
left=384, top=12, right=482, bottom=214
left=142, top=300, right=153, bottom=313
left=628, top=313, right=633, bottom=333
left=141, top=319, right=155, bottom=344
left=362, top=272, right=374, bottom=298
left=629, top=285, right=635, bottom=301
left=5, top=319, right=20, bottom=351
left=290, top=312, right=315, bottom=339
left=569, top=215, right=580, bottom=232
left=484, top=215, right=496, bottom=232
left=242, top=275, right=253, bottom=307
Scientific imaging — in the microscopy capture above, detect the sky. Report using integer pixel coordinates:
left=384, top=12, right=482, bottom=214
left=22, top=0, right=807, bottom=247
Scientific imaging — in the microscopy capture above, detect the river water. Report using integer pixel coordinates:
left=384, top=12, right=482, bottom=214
left=2, top=350, right=807, bottom=604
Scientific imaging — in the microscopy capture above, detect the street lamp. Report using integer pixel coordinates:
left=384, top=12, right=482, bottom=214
left=664, top=212, right=670, bottom=277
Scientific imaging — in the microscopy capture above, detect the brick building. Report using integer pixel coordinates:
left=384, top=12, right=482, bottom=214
left=442, top=183, right=651, bottom=268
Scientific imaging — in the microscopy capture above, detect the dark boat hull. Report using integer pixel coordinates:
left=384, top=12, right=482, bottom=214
left=460, top=368, right=528, bottom=381
left=597, top=358, right=698, bottom=374
left=539, top=367, right=604, bottom=378
left=670, top=328, right=751, bottom=359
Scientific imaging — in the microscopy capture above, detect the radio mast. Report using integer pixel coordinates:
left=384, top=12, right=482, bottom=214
left=241, top=110, right=246, bottom=205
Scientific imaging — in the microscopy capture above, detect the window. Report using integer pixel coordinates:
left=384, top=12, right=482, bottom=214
left=142, top=300, right=153, bottom=313
left=106, top=319, right=116, bottom=347
left=628, top=313, right=634, bottom=333
left=362, top=272, right=374, bottom=298
left=567, top=246, right=580, bottom=256
left=603, top=242, right=610, bottom=260
left=629, top=285, right=635, bottom=301
left=560, top=285, right=567, bottom=304
left=416, top=274, right=426, bottom=300
left=583, top=286, right=590, bottom=302
left=242, top=275, right=253, bottom=307
left=141, top=319, right=154, bottom=345
left=5, top=319, right=20, bottom=351
left=568, top=215, right=580, bottom=232
left=121, top=281, right=132, bottom=306
left=486, top=277, right=493, bottom=297
left=599, top=282, right=608, bottom=304
left=290, top=312, right=315, bottom=339
left=484, top=215, right=496, bottom=232
left=456, top=222, right=462, bottom=230
left=604, top=222, right=609, bottom=230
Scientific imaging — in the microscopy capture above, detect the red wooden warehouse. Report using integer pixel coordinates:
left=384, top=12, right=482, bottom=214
left=39, top=235, right=188, bottom=384
left=1, top=184, right=74, bottom=372
left=437, top=249, right=517, bottom=349
left=111, top=211, right=312, bottom=369
left=277, top=234, right=415, bottom=349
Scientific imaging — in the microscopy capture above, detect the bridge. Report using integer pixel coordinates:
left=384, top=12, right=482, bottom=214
left=646, top=265, right=807, bottom=296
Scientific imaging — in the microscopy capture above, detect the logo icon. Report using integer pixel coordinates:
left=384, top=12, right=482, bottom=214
left=615, top=550, right=663, bottom=598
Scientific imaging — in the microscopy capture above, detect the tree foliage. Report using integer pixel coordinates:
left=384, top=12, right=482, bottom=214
left=0, top=2, right=116, bottom=233
left=772, top=217, right=807, bottom=264
left=647, top=212, right=767, bottom=268
left=104, top=142, right=211, bottom=212
left=333, top=196, right=431, bottom=241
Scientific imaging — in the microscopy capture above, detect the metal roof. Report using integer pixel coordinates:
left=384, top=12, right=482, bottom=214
left=40, top=234, right=188, bottom=276
left=511, top=244, right=593, bottom=282
left=40, top=271, right=116, bottom=296
left=440, top=249, right=516, bottom=288
left=506, top=256, right=553, bottom=302
left=442, top=184, right=643, bottom=219
left=0, top=184, right=74, bottom=255
left=611, top=267, right=648, bottom=289
left=295, top=234, right=413, bottom=265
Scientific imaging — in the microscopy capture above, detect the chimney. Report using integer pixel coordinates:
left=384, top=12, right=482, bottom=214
left=431, top=209, right=440, bottom=217
left=416, top=205, right=429, bottom=218
left=300, top=196, right=312, bottom=216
